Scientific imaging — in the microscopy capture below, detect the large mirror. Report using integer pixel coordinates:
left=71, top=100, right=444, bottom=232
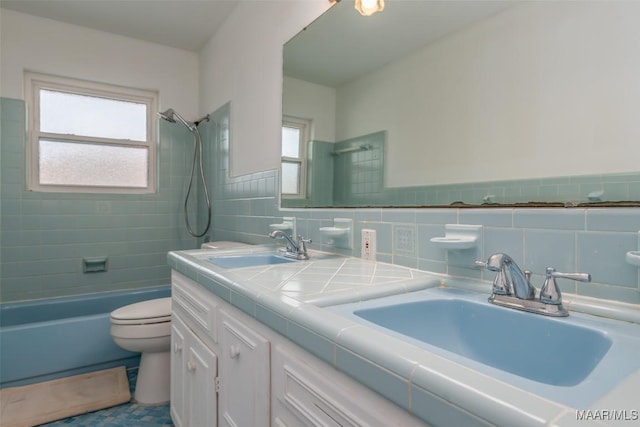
left=281, top=0, right=640, bottom=208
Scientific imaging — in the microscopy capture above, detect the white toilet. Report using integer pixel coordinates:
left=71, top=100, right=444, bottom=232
left=110, top=297, right=172, bottom=405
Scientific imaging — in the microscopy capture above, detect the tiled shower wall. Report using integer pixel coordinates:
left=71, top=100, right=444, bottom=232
left=0, top=98, right=198, bottom=302
left=205, top=104, right=640, bottom=305
left=332, top=131, right=385, bottom=206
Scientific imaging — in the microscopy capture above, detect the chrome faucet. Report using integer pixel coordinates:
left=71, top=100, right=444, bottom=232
left=268, top=230, right=311, bottom=260
left=476, top=253, right=591, bottom=317
left=482, top=253, right=536, bottom=300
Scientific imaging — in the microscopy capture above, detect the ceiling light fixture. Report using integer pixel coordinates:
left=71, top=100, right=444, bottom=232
left=329, top=0, right=385, bottom=17
left=354, top=0, right=384, bottom=16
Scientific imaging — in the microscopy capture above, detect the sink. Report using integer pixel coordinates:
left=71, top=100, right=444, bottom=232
left=354, top=297, right=610, bottom=386
left=205, top=253, right=296, bottom=269
left=327, top=287, right=640, bottom=408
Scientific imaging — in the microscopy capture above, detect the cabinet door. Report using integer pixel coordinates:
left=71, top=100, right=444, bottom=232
left=219, top=310, right=270, bottom=427
left=186, top=331, right=218, bottom=427
left=171, top=314, right=188, bottom=427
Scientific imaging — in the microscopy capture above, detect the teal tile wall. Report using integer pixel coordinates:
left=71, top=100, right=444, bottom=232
left=376, top=172, right=640, bottom=206
left=205, top=104, right=640, bottom=305
left=0, top=98, right=198, bottom=302
left=333, top=131, right=385, bottom=206
left=282, top=129, right=639, bottom=207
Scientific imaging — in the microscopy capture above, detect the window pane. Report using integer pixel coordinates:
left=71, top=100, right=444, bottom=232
left=281, top=161, right=300, bottom=194
left=39, top=139, right=148, bottom=187
left=40, top=89, right=147, bottom=141
left=282, top=127, right=301, bottom=158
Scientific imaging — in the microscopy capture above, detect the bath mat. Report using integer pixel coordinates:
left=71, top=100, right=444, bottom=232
left=0, top=366, right=131, bottom=427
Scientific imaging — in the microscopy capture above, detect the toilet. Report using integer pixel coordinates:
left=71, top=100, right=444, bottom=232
left=110, top=297, right=172, bottom=405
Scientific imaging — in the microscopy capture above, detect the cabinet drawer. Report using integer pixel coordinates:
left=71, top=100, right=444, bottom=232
left=276, top=358, right=365, bottom=426
left=273, top=344, right=426, bottom=427
left=172, top=271, right=218, bottom=345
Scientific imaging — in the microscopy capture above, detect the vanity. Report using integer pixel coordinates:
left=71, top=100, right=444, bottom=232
left=167, top=245, right=640, bottom=427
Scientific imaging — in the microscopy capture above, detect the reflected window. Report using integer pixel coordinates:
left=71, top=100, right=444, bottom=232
left=25, top=72, right=158, bottom=193
left=281, top=116, right=309, bottom=198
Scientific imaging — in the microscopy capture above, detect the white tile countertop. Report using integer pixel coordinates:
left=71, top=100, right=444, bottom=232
left=167, top=244, right=640, bottom=427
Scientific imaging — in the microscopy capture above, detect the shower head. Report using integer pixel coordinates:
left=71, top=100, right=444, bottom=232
left=158, top=108, right=195, bottom=131
left=158, top=108, right=176, bottom=123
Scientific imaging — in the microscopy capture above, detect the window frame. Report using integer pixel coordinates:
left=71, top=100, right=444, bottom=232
left=281, top=116, right=310, bottom=199
left=25, top=72, right=158, bottom=194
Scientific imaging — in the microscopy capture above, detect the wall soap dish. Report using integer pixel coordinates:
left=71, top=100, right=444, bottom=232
left=626, top=231, right=640, bottom=267
left=430, top=224, right=482, bottom=250
left=270, top=217, right=296, bottom=236
left=626, top=251, right=640, bottom=267
left=320, top=218, right=353, bottom=249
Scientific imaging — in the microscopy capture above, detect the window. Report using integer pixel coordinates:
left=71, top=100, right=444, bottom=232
left=25, top=72, right=158, bottom=193
left=281, top=116, right=309, bottom=198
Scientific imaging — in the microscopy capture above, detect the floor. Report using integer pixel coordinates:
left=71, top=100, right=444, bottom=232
left=39, top=368, right=173, bottom=427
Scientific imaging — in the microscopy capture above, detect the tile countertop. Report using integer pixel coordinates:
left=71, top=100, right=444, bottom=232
left=167, top=245, right=640, bottom=427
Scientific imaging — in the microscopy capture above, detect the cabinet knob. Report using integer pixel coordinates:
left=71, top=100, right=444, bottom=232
left=174, top=343, right=183, bottom=353
left=187, top=361, right=197, bottom=372
left=229, top=345, right=241, bottom=359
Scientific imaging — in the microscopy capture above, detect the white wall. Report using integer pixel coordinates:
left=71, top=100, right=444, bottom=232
left=283, top=76, right=336, bottom=143
left=199, top=0, right=330, bottom=177
left=0, top=8, right=198, bottom=118
left=335, top=2, right=640, bottom=187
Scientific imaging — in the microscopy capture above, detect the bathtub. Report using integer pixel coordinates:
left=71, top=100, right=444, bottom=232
left=0, top=285, right=171, bottom=388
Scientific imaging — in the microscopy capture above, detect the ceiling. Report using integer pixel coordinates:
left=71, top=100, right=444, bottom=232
left=284, top=0, right=514, bottom=87
left=0, top=0, right=240, bottom=52
left=2, top=0, right=516, bottom=84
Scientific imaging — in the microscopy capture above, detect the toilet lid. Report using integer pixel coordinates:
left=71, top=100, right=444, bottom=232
left=110, top=297, right=172, bottom=324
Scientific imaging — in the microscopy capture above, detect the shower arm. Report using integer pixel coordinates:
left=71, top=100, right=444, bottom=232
left=158, top=108, right=212, bottom=238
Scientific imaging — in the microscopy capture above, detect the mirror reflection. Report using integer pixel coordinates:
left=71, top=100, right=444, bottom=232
left=282, top=0, right=640, bottom=208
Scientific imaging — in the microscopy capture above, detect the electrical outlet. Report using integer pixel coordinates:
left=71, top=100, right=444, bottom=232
left=361, top=229, right=377, bottom=261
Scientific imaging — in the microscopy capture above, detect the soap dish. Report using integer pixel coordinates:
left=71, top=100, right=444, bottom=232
left=319, top=227, right=349, bottom=238
left=430, top=236, right=477, bottom=250
left=430, top=224, right=482, bottom=251
left=627, top=251, right=640, bottom=267
left=269, top=217, right=296, bottom=235
left=626, top=231, right=640, bottom=267
left=270, top=223, right=291, bottom=231
left=320, top=218, right=353, bottom=249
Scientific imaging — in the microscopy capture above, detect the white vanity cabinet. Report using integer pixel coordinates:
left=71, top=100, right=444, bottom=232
left=171, top=271, right=425, bottom=427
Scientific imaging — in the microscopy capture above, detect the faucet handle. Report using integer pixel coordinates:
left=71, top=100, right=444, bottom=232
left=540, top=267, right=591, bottom=305
left=296, top=235, right=311, bottom=254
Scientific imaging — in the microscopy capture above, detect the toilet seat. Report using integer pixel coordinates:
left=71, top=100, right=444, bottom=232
left=110, top=297, right=172, bottom=325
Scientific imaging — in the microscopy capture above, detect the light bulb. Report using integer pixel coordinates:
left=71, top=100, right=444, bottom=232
left=354, top=0, right=384, bottom=16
